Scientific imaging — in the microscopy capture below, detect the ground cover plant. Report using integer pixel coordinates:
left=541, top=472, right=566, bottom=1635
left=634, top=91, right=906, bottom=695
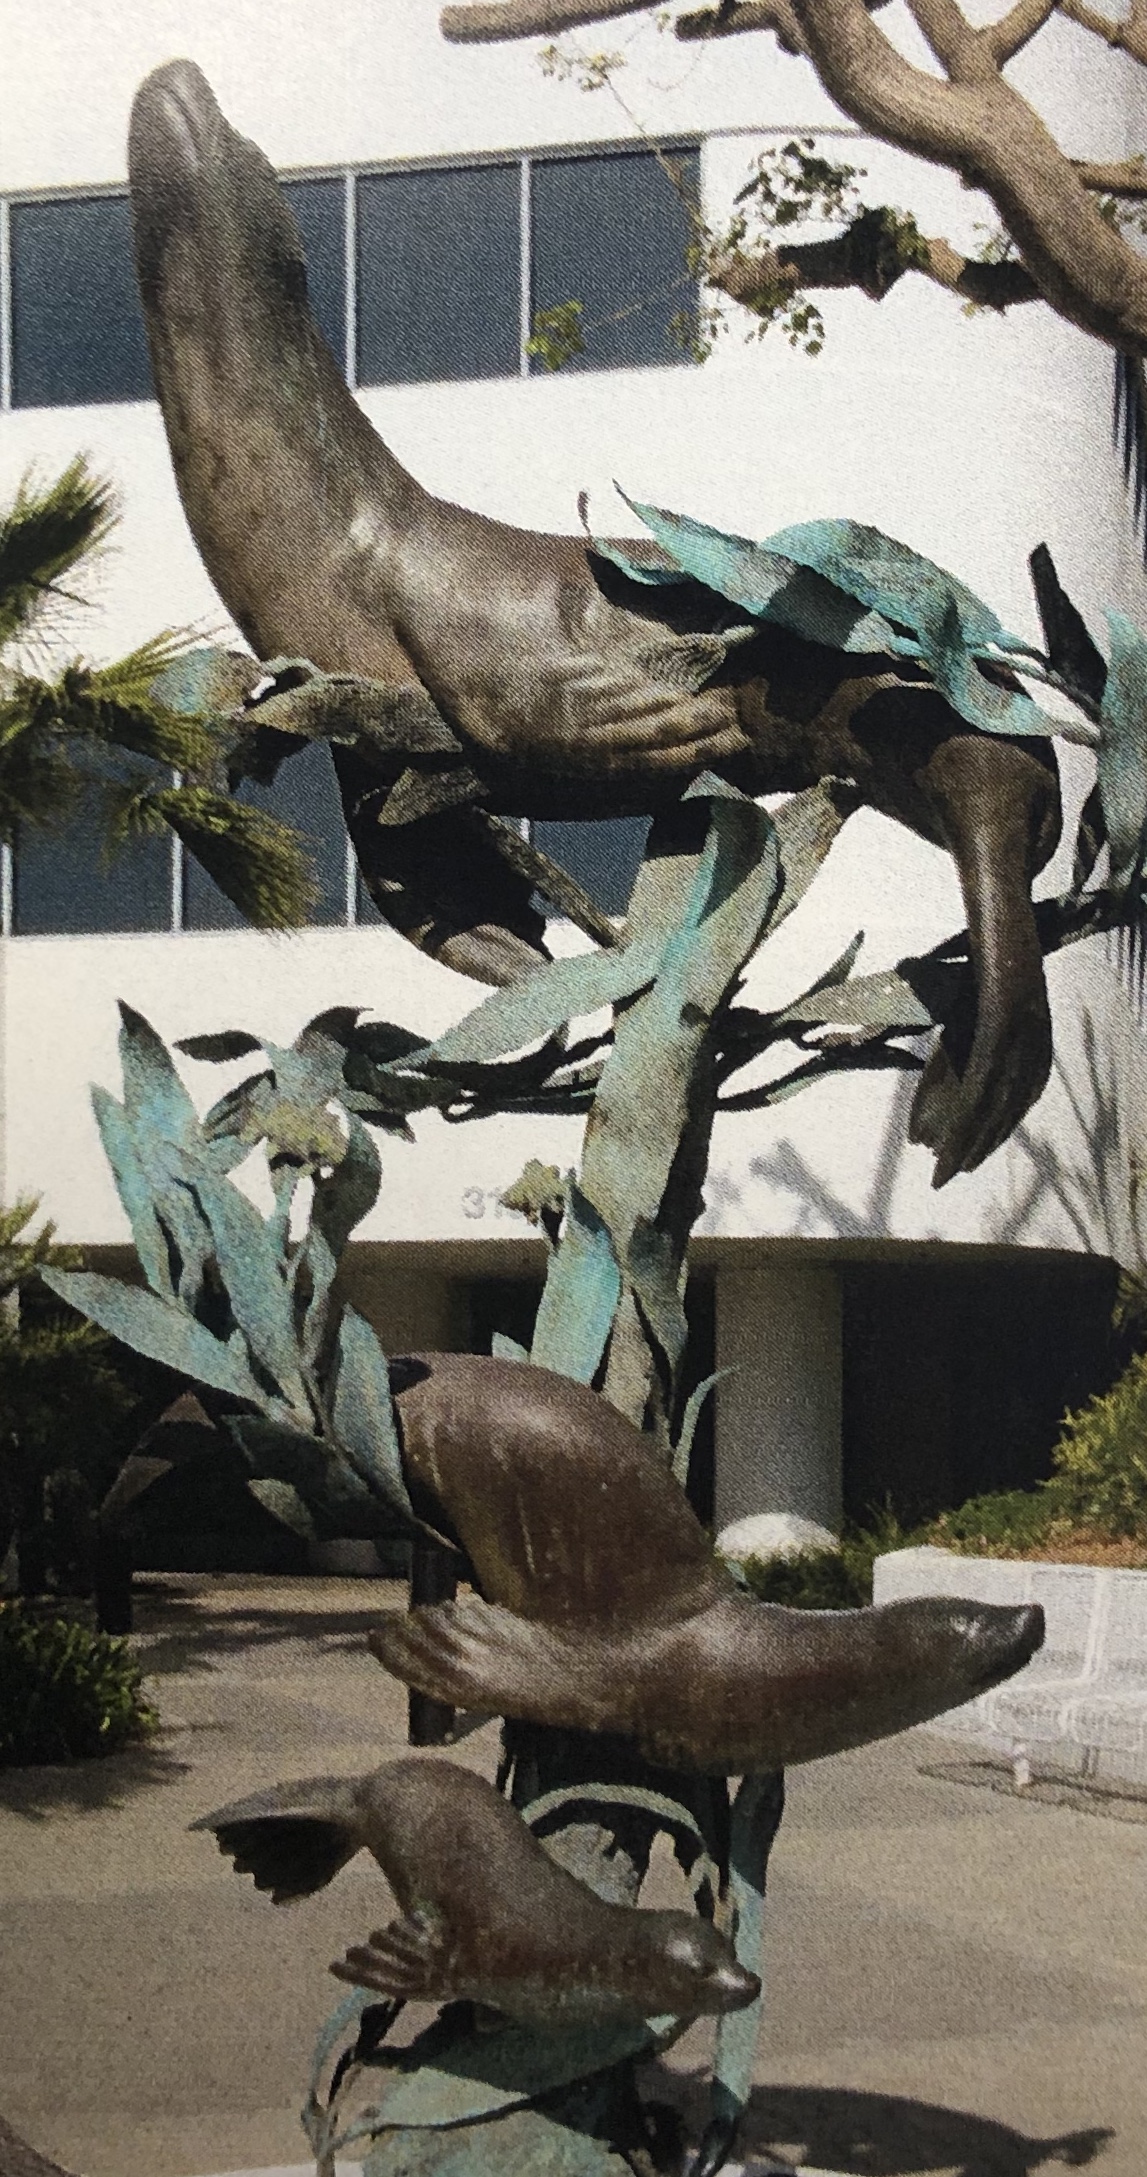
left=0, top=1602, right=157, bottom=1767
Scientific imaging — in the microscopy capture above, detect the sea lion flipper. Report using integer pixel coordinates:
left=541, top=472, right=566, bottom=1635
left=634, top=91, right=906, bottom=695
left=331, top=1909, right=448, bottom=2001
left=368, top=1598, right=617, bottom=1731
left=335, top=754, right=550, bottom=987
left=191, top=1775, right=362, bottom=1902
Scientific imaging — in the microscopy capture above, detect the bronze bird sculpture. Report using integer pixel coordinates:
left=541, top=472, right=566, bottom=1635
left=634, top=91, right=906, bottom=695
left=128, top=61, right=1062, bottom=1185
left=371, top=1354, right=1044, bottom=1774
left=193, top=1757, right=759, bottom=2027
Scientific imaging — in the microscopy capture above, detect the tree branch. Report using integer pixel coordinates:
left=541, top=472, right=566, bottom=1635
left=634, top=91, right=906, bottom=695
left=675, top=0, right=807, bottom=51
left=790, top=0, right=1147, bottom=352
left=709, top=207, right=1042, bottom=311
left=983, top=0, right=1059, bottom=65
left=441, top=0, right=646, bottom=41
left=903, top=0, right=983, bottom=77
left=1058, top=0, right=1147, bottom=66
left=1074, top=155, right=1147, bottom=197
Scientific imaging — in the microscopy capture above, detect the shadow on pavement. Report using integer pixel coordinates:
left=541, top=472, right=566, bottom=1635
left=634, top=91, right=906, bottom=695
left=739, top=2083, right=1114, bottom=2175
left=128, top=1578, right=400, bottom=1679
left=0, top=1738, right=193, bottom=1822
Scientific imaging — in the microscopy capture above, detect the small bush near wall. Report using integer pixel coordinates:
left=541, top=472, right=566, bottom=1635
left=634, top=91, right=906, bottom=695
left=0, top=1603, right=157, bottom=1765
left=1043, top=1352, right=1147, bottom=1537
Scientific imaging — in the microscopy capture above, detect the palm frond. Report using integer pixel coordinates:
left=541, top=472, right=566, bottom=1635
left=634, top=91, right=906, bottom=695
left=1114, top=351, right=1147, bottom=560
left=1, top=638, right=219, bottom=776
left=108, top=780, right=319, bottom=929
left=0, top=458, right=116, bottom=651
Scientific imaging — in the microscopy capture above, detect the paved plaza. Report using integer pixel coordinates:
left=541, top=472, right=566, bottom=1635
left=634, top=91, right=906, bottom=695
left=1, top=1575, right=1144, bottom=2177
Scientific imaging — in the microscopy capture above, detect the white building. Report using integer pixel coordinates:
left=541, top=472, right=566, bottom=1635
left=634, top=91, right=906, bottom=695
left=2, top=0, right=1145, bottom=1551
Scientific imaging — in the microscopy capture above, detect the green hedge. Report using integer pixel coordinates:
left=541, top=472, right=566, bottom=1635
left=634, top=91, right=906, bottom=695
left=0, top=1603, right=157, bottom=1765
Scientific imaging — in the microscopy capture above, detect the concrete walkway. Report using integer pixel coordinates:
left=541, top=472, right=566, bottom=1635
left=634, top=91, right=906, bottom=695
left=1, top=1575, right=1145, bottom=2177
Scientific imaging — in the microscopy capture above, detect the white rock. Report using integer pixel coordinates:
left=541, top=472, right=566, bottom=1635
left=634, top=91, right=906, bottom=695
left=716, top=1512, right=840, bottom=1564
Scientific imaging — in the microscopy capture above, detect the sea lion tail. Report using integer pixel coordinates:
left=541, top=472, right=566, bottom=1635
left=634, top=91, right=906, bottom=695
left=368, top=1597, right=619, bottom=1732
left=191, top=1775, right=363, bottom=1903
left=910, top=734, right=1059, bottom=1186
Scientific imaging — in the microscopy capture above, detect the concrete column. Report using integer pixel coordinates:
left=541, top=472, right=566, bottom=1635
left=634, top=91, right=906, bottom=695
left=714, top=1257, right=842, bottom=1559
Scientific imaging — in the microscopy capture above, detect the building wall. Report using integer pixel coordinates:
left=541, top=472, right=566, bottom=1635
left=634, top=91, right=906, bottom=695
left=2, top=0, right=1145, bottom=1528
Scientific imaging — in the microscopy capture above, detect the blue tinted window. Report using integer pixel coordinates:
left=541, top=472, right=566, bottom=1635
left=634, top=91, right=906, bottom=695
left=10, top=195, right=153, bottom=408
left=183, top=741, right=348, bottom=930
left=12, top=750, right=171, bottom=934
left=357, top=164, right=520, bottom=384
left=282, top=178, right=346, bottom=371
left=530, top=147, right=699, bottom=373
left=532, top=818, right=649, bottom=916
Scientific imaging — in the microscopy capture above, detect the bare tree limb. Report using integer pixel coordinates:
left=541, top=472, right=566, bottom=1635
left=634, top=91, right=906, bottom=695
left=440, top=0, right=1147, bottom=359
left=790, top=0, right=1147, bottom=352
left=983, top=0, right=1059, bottom=65
left=1058, top=0, right=1147, bottom=65
left=675, top=0, right=807, bottom=50
left=903, top=0, right=984, bottom=78
left=441, top=0, right=646, bottom=41
left=1074, top=155, right=1147, bottom=197
left=709, top=207, right=1042, bottom=311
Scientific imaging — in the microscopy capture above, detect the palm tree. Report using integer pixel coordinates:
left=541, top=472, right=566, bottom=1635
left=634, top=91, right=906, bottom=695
left=0, top=455, right=316, bottom=926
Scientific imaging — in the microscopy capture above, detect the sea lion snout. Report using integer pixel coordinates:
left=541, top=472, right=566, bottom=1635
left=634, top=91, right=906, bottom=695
left=891, top=1594, right=1044, bottom=1705
left=130, top=62, right=222, bottom=189
left=655, top=1920, right=761, bottom=2015
left=959, top=1600, right=1045, bottom=1689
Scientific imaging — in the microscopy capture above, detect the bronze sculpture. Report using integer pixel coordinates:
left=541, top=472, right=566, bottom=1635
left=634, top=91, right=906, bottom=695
left=194, top=1757, right=759, bottom=2026
left=370, top=1352, right=1043, bottom=1772
left=128, top=58, right=1062, bottom=1187
left=39, top=46, right=1142, bottom=2160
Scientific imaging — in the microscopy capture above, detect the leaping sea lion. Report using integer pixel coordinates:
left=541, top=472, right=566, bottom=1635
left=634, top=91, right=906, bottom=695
left=370, top=1354, right=1044, bottom=1774
left=128, top=61, right=1061, bottom=1186
left=192, top=1757, right=759, bottom=2027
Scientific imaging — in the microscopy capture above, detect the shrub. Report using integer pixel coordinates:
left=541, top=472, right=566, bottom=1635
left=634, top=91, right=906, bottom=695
left=924, top=1487, right=1055, bottom=1556
left=0, top=1602, right=157, bottom=1765
left=738, top=1508, right=916, bottom=1609
left=1042, top=1351, right=1147, bottom=1538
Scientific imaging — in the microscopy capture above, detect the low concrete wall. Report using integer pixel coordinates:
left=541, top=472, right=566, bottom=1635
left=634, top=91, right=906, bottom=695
left=873, top=1545, right=1147, bottom=1787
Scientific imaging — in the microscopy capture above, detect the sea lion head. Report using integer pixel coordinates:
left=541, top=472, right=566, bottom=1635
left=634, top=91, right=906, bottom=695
left=646, top=1914, right=761, bottom=2018
left=129, top=61, right=325, bottom=424
left=884, top=1596, right=1045, bottom=1710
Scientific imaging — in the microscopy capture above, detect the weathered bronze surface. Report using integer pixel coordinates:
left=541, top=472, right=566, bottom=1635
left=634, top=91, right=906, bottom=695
left=193, top=1756, right=758, bottom=2026
left=128, top=59, right=1061, bottom=1183
left=372, top=1354, right=1044, bottom=1772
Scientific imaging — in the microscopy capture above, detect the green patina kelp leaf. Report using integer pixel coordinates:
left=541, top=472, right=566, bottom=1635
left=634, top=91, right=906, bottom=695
left=776, top=962, right=936, bottom=1039
left=710, top=1770, right=785, bottom=2140
left=760, top=514, right=1039, bottom=659
left=389, top=928, right=668, bottom=1074
left=147, top=642, right=262, bottom=721
left=172, top=1152, right=310, bottom=1416
left=362, top=2009, right=659, bottom=2133
left=332, top=1307, right=416, bottom=1522
left=247, top=1476, right=317, bottom=1541
left=1098, top=612, right=1147, bottom=890
left=177, top=1030, right=265, bottom=1062
left=40, top=1269, right=261, bottom=1402
left=91, top=1085, right=175, bottom=1300
left=616, top=492, right=912, bottom=655
left=226, top=1416, right=382, bottom=1541
left=528, top=1182, right=620, bottom=1384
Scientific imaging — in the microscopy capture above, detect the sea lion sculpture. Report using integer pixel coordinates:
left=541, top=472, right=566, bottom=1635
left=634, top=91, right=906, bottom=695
left=193, top=1756, right=759, bottom=2027
left=371, top=1354, right=1044, bottom=1773
left=128, top=61, right=1061, bottom=1186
